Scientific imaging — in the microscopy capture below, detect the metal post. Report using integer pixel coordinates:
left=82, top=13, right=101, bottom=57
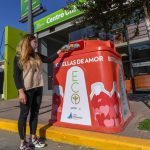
left=28, top=0, right=34, bottom=34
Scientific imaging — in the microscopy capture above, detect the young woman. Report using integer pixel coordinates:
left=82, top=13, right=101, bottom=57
left=13, top=34, right=62, bottom=150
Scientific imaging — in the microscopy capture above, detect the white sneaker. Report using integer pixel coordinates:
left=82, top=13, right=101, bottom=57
left=20, top=142, right=31, bottom=150
left=29, top=137, right=45, bottom=148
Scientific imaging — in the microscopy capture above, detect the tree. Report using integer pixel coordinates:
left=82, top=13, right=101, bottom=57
left=66, top=0, right=150, bottom=39
left=66, top=0, right=150, bottom=93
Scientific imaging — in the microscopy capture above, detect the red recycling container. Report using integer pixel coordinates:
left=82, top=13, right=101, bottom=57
left=50, top=40, right=133, bottom=133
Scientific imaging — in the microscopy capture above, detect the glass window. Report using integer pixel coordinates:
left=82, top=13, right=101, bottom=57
left=116, top=47, right=131, bottom=79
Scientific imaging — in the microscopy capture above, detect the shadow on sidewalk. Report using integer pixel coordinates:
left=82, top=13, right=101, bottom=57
left=39, top=104, right=52, bottom=116
left=39, top=123, right=52, bottom=139
left=0, top=105, right=19, bottom=113
left=128, top=93, right=150, bottom=109
left=39, top=109, right=52, bottom=115
left=40, top=105, right=52, bottom=109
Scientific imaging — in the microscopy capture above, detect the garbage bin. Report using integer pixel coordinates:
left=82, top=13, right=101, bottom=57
left=50, top=40, right=133, bottom=133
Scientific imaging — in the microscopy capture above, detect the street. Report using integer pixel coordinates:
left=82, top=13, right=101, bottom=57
left=0, top=130, right=96, bottom=150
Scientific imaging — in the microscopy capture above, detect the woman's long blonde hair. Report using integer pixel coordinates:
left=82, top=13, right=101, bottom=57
left=16, top=34, right=41, bottom=70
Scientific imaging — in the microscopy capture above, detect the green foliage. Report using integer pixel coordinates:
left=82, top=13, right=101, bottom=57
left=66, top=0, right=149, bottom=34
left=138, top=119, right=150, bottom=131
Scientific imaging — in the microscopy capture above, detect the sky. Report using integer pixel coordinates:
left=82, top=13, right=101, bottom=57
left=0, top=0, right=67, bottom=60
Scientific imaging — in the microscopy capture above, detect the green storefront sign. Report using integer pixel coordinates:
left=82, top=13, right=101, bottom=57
left=21, top=0, right=40, bottom=17
left=34, top=7, right=83, bottom=33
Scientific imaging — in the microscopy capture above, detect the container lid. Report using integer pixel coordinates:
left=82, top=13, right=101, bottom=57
left=58, top=40, right=121, bottom=58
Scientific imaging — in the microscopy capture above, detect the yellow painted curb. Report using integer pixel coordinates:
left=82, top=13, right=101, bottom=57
left=0, top=118, right=150, bottom=150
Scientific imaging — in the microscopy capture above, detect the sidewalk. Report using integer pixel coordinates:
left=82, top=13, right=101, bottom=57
left=0, top=94, right=150, bottom=150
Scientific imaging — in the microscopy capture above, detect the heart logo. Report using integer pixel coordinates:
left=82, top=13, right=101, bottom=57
left=100, top=105, right=109, bottom=117
left=104, top=119, right=115, bottom=127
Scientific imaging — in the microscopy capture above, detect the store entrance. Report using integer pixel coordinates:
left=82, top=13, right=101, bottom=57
left=117, top=42, right=150, bottom=93
left=38, top=28, right=69, bottom=94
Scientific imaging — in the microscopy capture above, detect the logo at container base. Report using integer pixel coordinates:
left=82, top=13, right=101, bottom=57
left=67, top=113, right=72, bottom=119
left=67, top=113, right=83, bottom=120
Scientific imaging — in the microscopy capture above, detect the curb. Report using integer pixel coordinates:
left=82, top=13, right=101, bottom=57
left=0, top=118, right=150, bottom=150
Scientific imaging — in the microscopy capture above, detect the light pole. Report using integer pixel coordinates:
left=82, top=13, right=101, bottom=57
left=28, top=0, right=34, bottom=34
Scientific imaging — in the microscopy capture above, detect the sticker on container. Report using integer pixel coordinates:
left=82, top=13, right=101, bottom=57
left=61, top=66, right=91, bottom=125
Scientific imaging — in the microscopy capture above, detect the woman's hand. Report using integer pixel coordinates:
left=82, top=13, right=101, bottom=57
left=18, top=89, right=27, bottom=104
left=57, top=49, right=62, bottom=55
